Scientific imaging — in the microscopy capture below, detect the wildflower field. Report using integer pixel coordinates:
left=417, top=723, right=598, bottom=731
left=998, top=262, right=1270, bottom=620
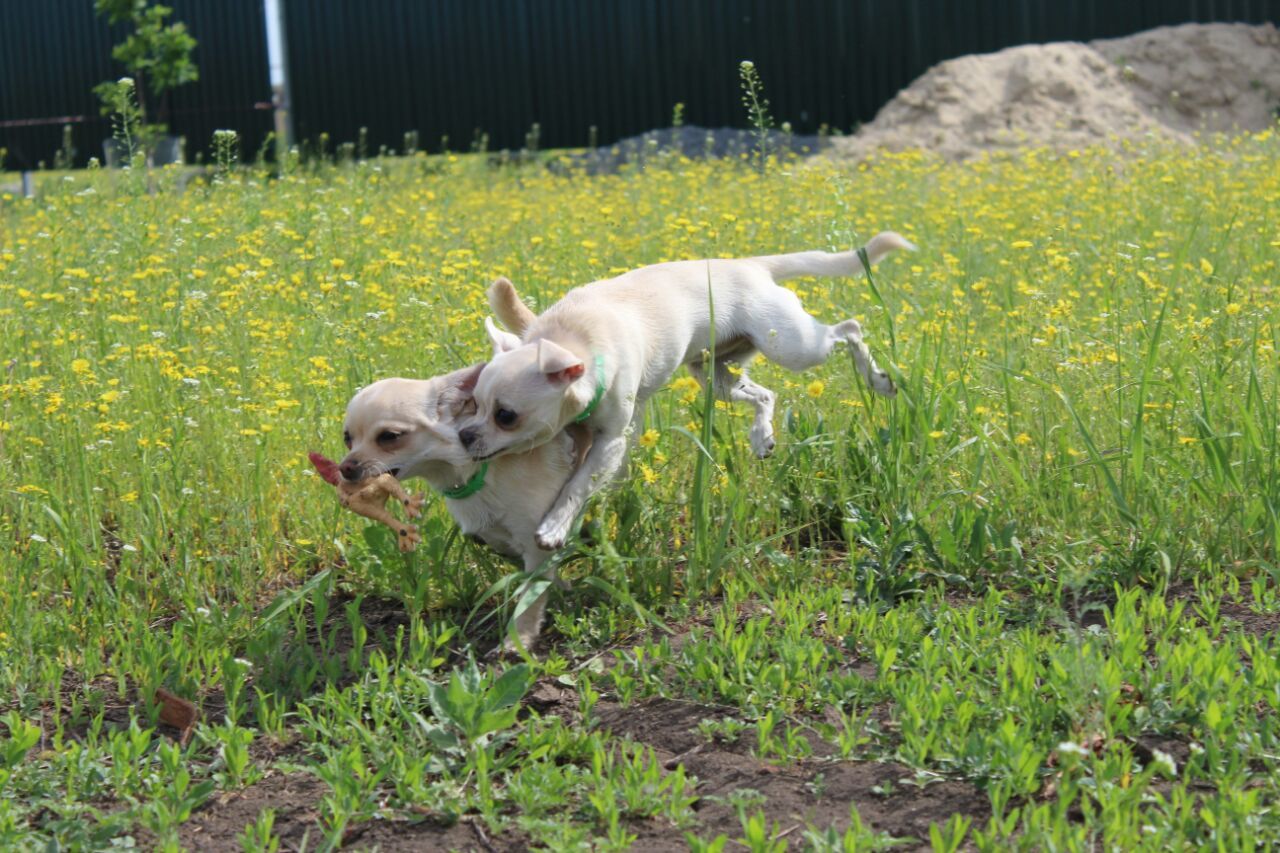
left=2, top=133, right=1279, bottom=850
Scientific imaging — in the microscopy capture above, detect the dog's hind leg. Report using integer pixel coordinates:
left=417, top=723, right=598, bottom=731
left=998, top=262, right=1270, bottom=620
left=744, top=282, right=895, bottom=397
left=506, top=554, right=557, bottom=653
left=688, top=354, right=777, bottom=457
left=831, top=319, right=895, bottom=397
left=731, top=371, right=778, bottom=457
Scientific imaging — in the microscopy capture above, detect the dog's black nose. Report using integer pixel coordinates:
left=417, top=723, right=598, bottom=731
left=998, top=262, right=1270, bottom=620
left=458, top=427, right=478, bottom=449
left=338, top=460, right=361, bottom=481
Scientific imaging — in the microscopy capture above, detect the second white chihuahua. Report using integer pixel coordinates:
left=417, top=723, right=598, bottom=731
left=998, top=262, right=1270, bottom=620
left=458, top=232, right=915, bottom=550
left=338, top=280, right=583, bottom=649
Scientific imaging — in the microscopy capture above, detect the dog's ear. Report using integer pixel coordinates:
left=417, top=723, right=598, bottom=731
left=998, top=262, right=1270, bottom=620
left=485, top=316, right=522, bottom=355
left=449, top=363, right=485, bottom=393
left=537, top=339, right=585, bottom=384
left=435, top=363, right=485, bottom=417
left=488, top=276, right=537, bottom=336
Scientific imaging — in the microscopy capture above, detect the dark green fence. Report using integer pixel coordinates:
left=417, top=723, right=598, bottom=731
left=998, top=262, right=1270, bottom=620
left=0, top=0, right=272, bottom=170
left=3, top=0, right=1278, bottom=169
left=281, top=0, right=1279, bottom=157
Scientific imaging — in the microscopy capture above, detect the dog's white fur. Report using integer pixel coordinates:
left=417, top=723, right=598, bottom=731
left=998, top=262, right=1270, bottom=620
left=459, top=232, right=915, bottom=550
left=339, top=283, right=576, bottom=649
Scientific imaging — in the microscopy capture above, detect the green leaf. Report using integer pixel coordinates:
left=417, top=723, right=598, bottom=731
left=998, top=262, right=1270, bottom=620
left=476, top=707, right=520, bottom=738
left=426, top=679, right=462, bottom=730
left=487, top=664, right=531, bottom=712
left=1, top=714, right=40, bottom=769
left=1204, top=699, right=1222, bottom=731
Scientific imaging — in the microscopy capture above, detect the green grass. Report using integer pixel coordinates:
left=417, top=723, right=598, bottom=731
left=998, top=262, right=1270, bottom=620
left=1, top=132, right=1279, bottom=849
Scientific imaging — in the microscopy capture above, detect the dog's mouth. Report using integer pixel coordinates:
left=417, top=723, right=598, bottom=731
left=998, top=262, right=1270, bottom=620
left=470, top=427, right=555, bottom=461
left=342, top=466, right=401, bottom=484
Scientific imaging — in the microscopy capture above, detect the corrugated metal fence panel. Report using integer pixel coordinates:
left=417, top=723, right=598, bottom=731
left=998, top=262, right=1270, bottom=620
left=0, top=0, right=271, bottom=170
left=161, top=0, right=274, bottom=163
left=3, top=0, right=1279, bottom=168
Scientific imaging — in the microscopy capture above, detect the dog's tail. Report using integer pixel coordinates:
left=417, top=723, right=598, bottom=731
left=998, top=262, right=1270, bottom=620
left=487, top=276, right=538, bottom=335
left=752, top=231, right=916, bottom=282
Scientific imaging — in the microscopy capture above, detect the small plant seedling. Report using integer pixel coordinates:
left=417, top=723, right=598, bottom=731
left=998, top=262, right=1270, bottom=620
left=697, top=716, right=748, bottom=744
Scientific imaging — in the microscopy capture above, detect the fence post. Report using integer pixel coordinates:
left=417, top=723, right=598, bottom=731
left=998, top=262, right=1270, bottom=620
left=264, top=0, right=294, bottom=153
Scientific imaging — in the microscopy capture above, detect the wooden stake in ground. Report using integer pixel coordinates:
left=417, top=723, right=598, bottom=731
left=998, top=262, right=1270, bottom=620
left=154, top=688, right=198, bottom=745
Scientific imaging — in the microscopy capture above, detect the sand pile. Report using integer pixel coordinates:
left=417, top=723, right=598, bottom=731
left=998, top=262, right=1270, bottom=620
left=830, top=22, right=1280, bottom=162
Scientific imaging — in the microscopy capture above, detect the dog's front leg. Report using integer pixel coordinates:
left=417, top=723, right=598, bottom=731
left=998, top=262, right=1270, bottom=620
left=506, top=553, right=557, bottom=653
left=535, top=433, right=628, bottom=550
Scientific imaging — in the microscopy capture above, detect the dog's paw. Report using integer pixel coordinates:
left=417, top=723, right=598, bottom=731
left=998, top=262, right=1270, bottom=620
left=396, top=526, right=422, bottom=552
left=487, top=628, right=543, bottom=660
left=485, top=642, right=526, bottom=662
left=749, top=423, right=776, bottom=458
left=535, top=517, right=569, bottom=551
left=535, top=530, right=567, bottom=551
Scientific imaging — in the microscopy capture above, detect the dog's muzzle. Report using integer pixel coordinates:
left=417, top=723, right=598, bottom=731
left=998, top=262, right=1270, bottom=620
left=339, top=459, right=400, bottom=482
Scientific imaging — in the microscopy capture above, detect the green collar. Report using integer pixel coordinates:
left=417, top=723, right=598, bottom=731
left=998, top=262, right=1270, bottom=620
left=442, top=461, right=488, bottom=499
left=574, top=354, right=607, bottom=424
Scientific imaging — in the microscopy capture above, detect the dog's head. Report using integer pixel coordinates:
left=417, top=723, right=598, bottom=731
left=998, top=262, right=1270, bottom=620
left=338, top=365, right=483, bottom=482
left=454, top=318, right=588, bottom=460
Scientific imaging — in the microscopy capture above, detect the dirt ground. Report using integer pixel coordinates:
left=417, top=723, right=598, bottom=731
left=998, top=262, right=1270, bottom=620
left=829, top=22, right=1280, bottom=162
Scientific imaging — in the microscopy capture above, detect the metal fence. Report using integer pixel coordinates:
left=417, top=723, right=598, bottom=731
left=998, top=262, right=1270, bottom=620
left=3, top=0, right=1278, bottom=169
left=0, top=0, right=272, bottom=170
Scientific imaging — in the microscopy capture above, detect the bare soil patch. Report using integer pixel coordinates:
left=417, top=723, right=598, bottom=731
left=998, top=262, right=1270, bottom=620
left=1219, top=600, right=1280, bottom=639
left=596, top=697, right=989, bottom=848
left=178, top=772, right=522, bottom=853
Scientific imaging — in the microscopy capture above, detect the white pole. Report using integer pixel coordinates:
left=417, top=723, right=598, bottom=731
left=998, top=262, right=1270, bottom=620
left=263, top=0, right=294, bottom=151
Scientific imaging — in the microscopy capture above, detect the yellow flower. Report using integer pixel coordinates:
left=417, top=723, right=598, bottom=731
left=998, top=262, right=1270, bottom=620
left=1011, top=240, right=1033, bottom=249
left=806, top=380, right=825, bottom=398
left=1199, top=258, right=1214, bottom=275
left=1014, top=433, right=1032, bottom=445
left=1225, top=303, right=1241, bottom=316
left=17, top=484, right=47, bottom=495
left=638, top=463, right=658, bottom=485
left=638, top=429, right=660, bottom=448
left=928, top=430, right=945, bottom=439
left=121, top=492, right=139, bottom=503
left=71, top=358, right=92, bottom=375
left=330, top=258, right=346, bottom=269
left=669, top=375, right=702, bottom=404
left=1178, top=436, right=1198, bottom=445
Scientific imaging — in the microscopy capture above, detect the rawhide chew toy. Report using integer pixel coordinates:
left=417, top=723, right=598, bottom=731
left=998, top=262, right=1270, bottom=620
left=309, top=451, right=426, bottom=552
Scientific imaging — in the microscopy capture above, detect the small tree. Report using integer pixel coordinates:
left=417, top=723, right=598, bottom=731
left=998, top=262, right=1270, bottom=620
left=93, top=0, right=198, bottom=144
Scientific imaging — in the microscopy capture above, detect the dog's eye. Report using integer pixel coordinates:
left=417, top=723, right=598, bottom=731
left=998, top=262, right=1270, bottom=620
left=343, top=431, right=352, bottom=449
left=494, top=408, right=519, bottom=429
left=377, top=430, right=402, bottom=445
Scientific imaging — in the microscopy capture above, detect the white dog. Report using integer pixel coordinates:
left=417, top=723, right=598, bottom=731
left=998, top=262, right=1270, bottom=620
left=338, top=280, right=584, bottom=649
left=457, top=232, right=915, bottom=551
